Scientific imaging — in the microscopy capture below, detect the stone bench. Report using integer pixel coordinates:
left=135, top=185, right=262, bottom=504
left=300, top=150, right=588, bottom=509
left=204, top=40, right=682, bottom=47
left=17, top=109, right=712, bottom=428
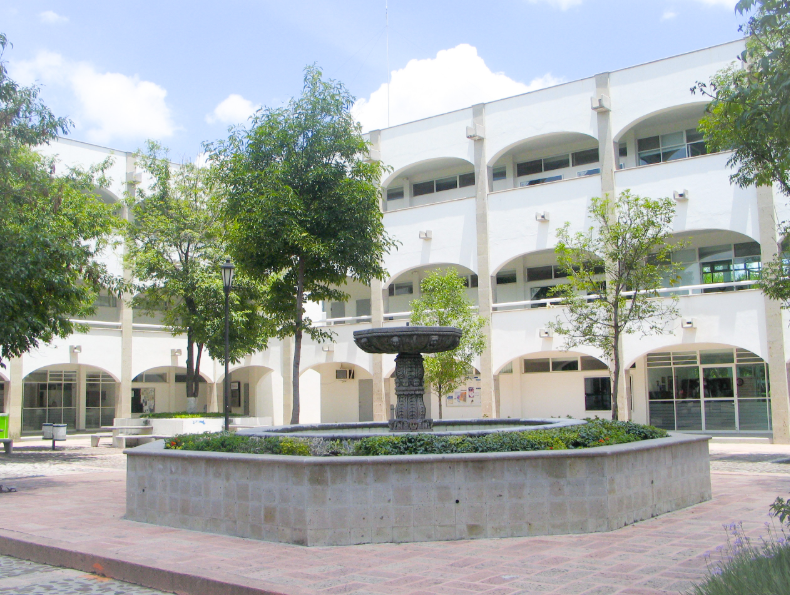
left=90, top=433, right=113, bottom=447
left=0, top=439, right=12, bottom=454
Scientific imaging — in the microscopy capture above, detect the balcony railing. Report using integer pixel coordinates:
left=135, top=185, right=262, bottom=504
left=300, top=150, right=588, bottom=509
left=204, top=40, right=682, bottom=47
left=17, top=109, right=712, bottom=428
left=492, top=280, right=758, bottom=312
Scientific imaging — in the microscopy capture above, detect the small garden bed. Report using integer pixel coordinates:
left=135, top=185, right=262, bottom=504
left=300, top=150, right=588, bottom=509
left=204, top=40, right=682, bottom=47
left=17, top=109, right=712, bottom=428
left=140, top=412, right=227, bottom=419
left=164, top=418, right=667, bottom=457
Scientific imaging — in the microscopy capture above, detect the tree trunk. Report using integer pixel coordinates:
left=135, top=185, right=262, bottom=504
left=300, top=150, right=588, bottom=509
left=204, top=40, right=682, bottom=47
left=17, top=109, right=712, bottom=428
left=436, top=382, right=443, bottom=420
left=611, top=329, right=620, bottom=422
left=290, top=257, right=306, bottom=425
left=186, top=330, right=197, bottom=414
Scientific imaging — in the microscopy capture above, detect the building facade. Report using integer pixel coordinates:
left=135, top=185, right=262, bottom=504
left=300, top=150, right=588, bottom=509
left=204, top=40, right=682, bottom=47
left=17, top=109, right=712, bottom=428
left=4, top=39, right=790, bottom=442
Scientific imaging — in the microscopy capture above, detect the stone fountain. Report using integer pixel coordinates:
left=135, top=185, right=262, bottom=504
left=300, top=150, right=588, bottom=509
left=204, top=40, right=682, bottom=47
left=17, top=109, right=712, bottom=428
left=352, top=326, right=462, bottom=431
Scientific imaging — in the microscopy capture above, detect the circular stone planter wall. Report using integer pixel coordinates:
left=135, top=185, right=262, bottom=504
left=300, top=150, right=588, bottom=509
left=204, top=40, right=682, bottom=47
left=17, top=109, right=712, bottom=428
left=125, top=434, right=711, bottom=547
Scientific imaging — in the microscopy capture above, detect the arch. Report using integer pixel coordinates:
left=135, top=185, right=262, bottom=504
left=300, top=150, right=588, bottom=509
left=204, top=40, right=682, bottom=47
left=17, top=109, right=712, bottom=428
left=24, top=362, right=120, bottom=383
left=386, top=262, right=477, bottom=288
left=614, top=101, right=709, bottom=143
left=487, top=131, right=599, bottom=169
left=300, top=361, right=373, bottom=379
left=382, top=157, right=474, bottom=189
left=95, top=187, right=121, bottom=205
left=215, top=364, right=274, bottom=385
left=491, top=247, right=557, bottom=278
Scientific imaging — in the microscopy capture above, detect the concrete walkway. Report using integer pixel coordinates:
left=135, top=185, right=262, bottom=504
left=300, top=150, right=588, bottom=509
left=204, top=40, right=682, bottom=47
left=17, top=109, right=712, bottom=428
left=0, top=442, right=787, bottom=595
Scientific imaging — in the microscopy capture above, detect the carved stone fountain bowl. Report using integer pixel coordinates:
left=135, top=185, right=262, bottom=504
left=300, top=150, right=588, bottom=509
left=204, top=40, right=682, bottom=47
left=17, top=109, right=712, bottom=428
left=353, top=327, right=462, bottom=354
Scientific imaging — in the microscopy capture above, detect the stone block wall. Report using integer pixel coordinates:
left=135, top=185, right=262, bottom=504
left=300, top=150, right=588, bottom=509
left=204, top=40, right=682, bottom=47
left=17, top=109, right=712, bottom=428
left=125, top=434, right=711, bottom=546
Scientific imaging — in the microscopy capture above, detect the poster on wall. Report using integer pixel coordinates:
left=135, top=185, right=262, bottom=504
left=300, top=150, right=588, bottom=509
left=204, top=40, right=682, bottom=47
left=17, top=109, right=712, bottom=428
left=445, top=376, right=482, bottom=407
left=141, top=387, right=155, bottom=414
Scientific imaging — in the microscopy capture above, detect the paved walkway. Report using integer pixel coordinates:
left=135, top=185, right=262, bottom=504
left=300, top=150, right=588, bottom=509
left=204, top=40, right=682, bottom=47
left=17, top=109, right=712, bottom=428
left=0, top=441, right=787, bottom=595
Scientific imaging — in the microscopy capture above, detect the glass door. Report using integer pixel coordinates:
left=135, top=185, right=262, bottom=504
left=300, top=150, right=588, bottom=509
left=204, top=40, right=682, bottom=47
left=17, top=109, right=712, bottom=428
left=702, top=366, right=736, bottom=430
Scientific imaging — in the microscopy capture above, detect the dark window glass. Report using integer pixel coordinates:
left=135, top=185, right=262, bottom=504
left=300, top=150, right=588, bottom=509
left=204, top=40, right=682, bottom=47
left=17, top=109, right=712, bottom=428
left=580, top=356, right=608, bottom=371
left=662, top=145, right=687, bottom=162
left=543, top=154, right=570, bottom=171
left=458, top=172, right=476, bottom=187
left=131, top=388, right=143, bottom=414
left=496, top=270, right=517, bottom=285
left=638, top=150, right=662, bottom=166
left=530, top=285, right=554, bottom=308
left=524, top=359, right=550, bottom=373
left=526, top=266, right=553, bottom=282
left=435, top=176, right=458, bottom=192
left=577, top=168, right=601, bottom=177
left=356, top=298, right=371, bottom=317
left=516, top=160, right=542, bottom=177
left=462, top=274, right=479, bottom=288
left=527, top=175, right=562, bottom=186
left=552, top=359, right=579, bottom=372
left=686, top=129, right=704, bottom=143
left=386, top=187, right=404, bottom=201
left=688, top=142, right=707, bottom=157
left=393, top=282, right=413, bottom=295
left=637, top=136, right=660, bottom=152
left=412, top=181, right=434, bottom=196
left=619, top=143, right=628, bottom=157
left=175, top=374, right=206, bottom=383
left=585, top=377, right=611, bottom=410
left=734, top=242, right=761, bottom=258
left=492, top=166, right=507, bottom=181
left=572, top=148, right=599, bottom=167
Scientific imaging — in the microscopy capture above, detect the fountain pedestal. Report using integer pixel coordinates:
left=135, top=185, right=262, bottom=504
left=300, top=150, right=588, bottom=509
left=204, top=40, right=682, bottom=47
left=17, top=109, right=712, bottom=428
left=353, top=326, right=462, bottom=432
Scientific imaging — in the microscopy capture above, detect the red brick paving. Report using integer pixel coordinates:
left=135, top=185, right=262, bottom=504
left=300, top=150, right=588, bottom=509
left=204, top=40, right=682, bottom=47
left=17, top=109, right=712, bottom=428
left=0, top=471, right=787, bottom=594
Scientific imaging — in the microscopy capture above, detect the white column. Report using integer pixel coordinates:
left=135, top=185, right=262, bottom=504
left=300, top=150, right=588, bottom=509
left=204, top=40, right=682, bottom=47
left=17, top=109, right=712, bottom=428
left=757, top=184, right=790, bottom=443
left=471, top=103, right=497, bottom=418
left=8, top=357, right=23, bottom=439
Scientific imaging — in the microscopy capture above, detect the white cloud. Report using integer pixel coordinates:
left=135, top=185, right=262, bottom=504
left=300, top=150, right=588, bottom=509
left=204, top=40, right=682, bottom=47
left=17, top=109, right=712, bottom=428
left=205, top=94, right=259, bottom=125
left=527, top=0, right=584, bottom=9
left=661, top=10, right=678, bottom=20
left=353, top=44, right=563, bottom=132
left=11, top=51, right=177, bottom=145
left=39, top=10, right=68, bottom=24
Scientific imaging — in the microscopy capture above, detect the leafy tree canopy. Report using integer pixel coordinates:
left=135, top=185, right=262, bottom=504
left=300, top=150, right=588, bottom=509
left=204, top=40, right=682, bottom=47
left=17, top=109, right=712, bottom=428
left=549, top=192, right=681, bottom=420
left=410, top=269, right=486, bottom=420
left=125, top=141, right=273, bottom=406
left=209, top=65, right=396, bottom=423
left=0, top=32, right=121, bottom=366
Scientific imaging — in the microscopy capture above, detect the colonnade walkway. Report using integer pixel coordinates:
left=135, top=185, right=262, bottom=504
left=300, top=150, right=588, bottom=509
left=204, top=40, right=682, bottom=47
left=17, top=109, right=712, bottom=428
left=0, top=439, right=788, bottom=595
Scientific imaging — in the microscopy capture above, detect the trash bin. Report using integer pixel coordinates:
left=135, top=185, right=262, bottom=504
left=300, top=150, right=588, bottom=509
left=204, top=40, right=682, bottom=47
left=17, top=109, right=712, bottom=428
left=0, top=413, right=8, bottom=439
left=52, top=424, right=67, bottom=441
left=42, top=423, right=53, bottom=440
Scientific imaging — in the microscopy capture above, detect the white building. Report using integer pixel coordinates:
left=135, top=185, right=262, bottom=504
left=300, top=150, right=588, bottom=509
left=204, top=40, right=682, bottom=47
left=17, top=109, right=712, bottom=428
left=4, top=39, right=790, bottom=442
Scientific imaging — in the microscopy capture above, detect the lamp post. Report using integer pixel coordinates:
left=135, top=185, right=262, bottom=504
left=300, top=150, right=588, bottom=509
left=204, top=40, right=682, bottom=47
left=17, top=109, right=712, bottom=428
left=221, top=257, right=235, bottom=432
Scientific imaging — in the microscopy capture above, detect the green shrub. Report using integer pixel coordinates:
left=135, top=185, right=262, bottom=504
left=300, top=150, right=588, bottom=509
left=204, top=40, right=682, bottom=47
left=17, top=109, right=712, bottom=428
left=165, top=419, right=667, bottom=457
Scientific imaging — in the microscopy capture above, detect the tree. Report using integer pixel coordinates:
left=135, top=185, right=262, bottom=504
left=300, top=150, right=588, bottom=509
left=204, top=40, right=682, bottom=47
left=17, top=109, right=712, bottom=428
left=209, top=66, right=395, bottom=424
left=409, top=269, right=486, bottom=420
left=125, top=141, right=273, bottom=412
left=548, top=192, right=681, bottom=420
left=0, top=33, right=121, bottom=367
left=694, top=1, right=790, bottom=195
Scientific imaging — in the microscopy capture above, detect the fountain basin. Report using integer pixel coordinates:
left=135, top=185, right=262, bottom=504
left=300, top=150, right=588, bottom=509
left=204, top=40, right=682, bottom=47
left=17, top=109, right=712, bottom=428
left=353, top=326, right=462, bottom=354
left=125, top=432, right=711, bottom=546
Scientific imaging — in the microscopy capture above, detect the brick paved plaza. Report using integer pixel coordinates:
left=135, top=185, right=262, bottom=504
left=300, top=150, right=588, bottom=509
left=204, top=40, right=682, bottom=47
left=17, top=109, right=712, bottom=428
left=0, top=438, right=788, bottom=595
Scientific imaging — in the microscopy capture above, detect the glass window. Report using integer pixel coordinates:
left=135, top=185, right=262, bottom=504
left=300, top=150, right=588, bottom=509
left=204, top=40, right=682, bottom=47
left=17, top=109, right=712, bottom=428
left=637, top=136, right=660, bottom=152
left=499, top=362, right=513, bottom=374
left=580, top=356, right=608, bottom=371
left=386, top=187, right=404, bottom=201
left=552, top=359, right=579, bottom=372
left=496, top=270, right=517, bottom=285
left=174, top=374, right=206, bottom=383
left=685, top=129, right=704, bottom=143
left=492, top=166, right=507, bottom=181
left=96, top=294, right=118, bottom=308
left=647, top=367, right=674, bottom=400
left=700, top=350, right=735, bottom=365
left=734, top=242, right=761, bottom=258
left=661, top=131, right=685, bottom=147
left=458, top=172, right=475, bottom=188
left=435, top=176, right=458, bottom=192
left=703, top=366, right=735, bottom=399
left=572, top=148, right=599, bottom=167
left=530, top=285, right=554, bottom=307
left=577, top=168, right=601, bottom=177
left=525, top=175, right=563, bottom=186
left=86, top=383, right=101, bottom=408
left=619, top=143, right=628, bottom=157
left=393, top=282, right=413, bottom=296
left=585, top=377, right=611, bottom=411
left=516, top=160, right=542, bottom=177
left=524, top=359, right=550, bottom=373
left=699, top=245, right=733, bottom=262
left=526, top=266, right=553, bottom=282
left=356, top=298, right=371, bottom=317
left=412, top=181, right=434, bottom=196
left=704, top=400, right=736, bottom=430
left=737, top=364, right=767, bottom=399
left=672, top=249, right=697, bottom=263
left=543, top=154, right=570, bottom=172
left=674, top=366, right=700, bottom=400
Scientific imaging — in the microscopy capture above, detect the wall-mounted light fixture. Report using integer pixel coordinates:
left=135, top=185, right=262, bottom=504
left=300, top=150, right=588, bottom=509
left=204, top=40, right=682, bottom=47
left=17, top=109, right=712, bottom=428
left=419, top=230, right=433, bottom=240
left=466, top=124, right=485, bottom=140
left=681, top=317, right=696, bottom=329
left=538, top=328, right=553, bottom=338
left=171, top=349, right=182, bottom=356
left=70, top=345, right=82, bottom=354
left=322, top=345, right=334, bottom=352
left=591, top=94, right=611, bottom=112
left=535, top=211, right=550, bottom=222
left=673, top=189, right=689, bottom=201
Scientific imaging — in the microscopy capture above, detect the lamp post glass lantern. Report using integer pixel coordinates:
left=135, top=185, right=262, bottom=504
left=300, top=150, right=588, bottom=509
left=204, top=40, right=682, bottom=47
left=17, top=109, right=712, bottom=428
left=221, top=258, right=235, bottom=432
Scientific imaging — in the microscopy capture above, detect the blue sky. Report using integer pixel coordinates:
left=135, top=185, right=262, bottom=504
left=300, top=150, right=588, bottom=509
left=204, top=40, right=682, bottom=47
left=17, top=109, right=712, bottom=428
left=4, top=0, right=745, bottom=159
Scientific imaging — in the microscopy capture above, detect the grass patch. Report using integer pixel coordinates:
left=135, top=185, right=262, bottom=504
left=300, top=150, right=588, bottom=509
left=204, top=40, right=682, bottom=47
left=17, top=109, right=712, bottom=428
left=164, top=419, right=667, bottom=456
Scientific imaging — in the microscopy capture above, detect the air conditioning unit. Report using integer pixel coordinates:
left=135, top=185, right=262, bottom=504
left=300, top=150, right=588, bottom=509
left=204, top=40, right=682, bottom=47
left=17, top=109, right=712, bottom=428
left=681, top=317, right=696, bottom=329
left=538, top=328, right=553, bottom=338
left=535, top=211, right=550, bottom=222
left=673, top=189, right=689, bottom=201
left=336, top=369, right=355, bottom=380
